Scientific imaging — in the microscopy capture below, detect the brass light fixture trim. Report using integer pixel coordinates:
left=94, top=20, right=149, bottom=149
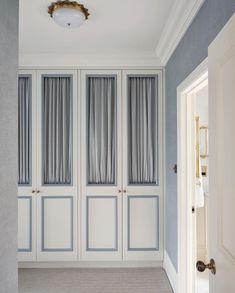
left=48, top=0, right=89, bottom=19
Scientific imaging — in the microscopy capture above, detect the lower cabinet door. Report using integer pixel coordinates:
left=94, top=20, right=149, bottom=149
left=18, top=196, right=36, bottom=261
left=123, top=195, right=162, bottom=261
left=82, top=195, right=122, bottom=260
left=37, top=195, right=77, bottom=261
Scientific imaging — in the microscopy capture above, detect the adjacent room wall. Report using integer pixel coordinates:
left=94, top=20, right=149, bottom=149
left=165, top=0, right=235, bottom=270
left=0, top=0, right=19, bottom=292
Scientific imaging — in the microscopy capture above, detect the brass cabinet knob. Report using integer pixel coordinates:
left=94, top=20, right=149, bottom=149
left=36, top=190, right=40, bottom=193
left=123, top=189, right=127, bottom=193
left=118, top=189, right=122, bottom=193
left=32, top=190, right=36, bottom=193
left=196, top=259, right=216, bottom=275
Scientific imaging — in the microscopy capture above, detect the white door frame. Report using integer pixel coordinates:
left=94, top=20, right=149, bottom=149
left=177, top=58, right=208, bottom=293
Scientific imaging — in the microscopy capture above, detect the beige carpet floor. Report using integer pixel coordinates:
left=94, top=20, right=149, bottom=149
left=19, top=268, right=173, bottom=293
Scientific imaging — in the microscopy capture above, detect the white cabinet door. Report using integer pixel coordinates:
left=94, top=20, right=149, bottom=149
left=18, top=70, right=37, bottom=261
left=122, top=70, right=163, bottom=260
left=36, top=70, right=78, bottom=261
left=81, top=70, right=122, bottom=260
left=208, top=13, right=235, bottom=292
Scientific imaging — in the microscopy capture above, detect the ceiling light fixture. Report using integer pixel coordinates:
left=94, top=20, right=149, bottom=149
left=48, top=0, right=89, bottom=28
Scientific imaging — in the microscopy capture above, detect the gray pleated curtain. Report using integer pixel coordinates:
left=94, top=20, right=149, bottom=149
left=18, top=76, right=31, bottom=185
left=128, top=76, right=157, bottom=184
left=87, top=77, right=116, bottom=184
left=43, top=76, right=72, bottom=185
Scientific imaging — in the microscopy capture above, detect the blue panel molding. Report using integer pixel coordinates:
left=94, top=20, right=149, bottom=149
left=41, top=196, right=73, bottom=252
left=127, top=195, right=159, bottom=251
left=18, top=196, right=32, bottom=252
left=86, top=196, right=118, bottom=251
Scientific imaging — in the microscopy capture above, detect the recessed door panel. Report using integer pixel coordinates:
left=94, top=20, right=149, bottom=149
left=82, top=195, right=122, bottom=261
left=128, top=196, right=159, bottom=251
left=86, top=196, right=118, bottom=251
left=37, top=195, right=77, bottom=261
left=18, top=197, right=32, bottom=252
left=123, top=195, right=162, bottom=260
left=41, top=196, right=73, bottom=251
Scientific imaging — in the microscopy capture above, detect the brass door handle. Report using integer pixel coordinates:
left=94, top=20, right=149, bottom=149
left=196, top=259, right=216, bottom=275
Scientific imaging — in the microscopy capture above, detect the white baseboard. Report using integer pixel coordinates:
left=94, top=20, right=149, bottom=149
left=163, top=251, right=178, bottom=293
left=18, top=260, right=163, bottom=269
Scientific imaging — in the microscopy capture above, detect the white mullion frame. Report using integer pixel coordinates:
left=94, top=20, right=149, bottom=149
left=18, top=70, right=37, bottom=261
left=80, top=69, right=122, bottom=261
left=36, top=69, right=78, bottom=261
left=122, top=69, right=163, bottom=261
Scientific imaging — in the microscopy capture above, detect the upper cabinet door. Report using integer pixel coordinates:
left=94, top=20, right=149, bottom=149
left=37, top=70, right=78, bottom=194
left=81, top=70, right=122, bottom=195
left=122, top=70, right=163, bottom=195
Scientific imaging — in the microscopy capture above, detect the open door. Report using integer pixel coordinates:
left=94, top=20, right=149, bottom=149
left=206, top=13, right=235, bottom=292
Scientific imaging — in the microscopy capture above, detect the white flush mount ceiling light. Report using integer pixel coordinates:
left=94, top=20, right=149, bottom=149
left=48, top=0, right=89, bottom=28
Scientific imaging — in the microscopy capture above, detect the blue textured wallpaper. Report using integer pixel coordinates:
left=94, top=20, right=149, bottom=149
left=165, top=0, right=235, bottom=270
left=0, top=0, right=18, bottom=291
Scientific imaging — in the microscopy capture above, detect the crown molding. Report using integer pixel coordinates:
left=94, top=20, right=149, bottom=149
left=156, top=0, right=205, bottom=66
left=19, top=53, right=162, bottom=67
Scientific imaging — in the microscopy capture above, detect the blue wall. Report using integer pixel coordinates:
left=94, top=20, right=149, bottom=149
left=0, top=0, right=18, bottom=291
left=165, top=0, right=235, bottom=270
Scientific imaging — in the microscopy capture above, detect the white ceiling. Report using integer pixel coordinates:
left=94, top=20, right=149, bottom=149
left=19, top=0, right=204, bottom=66
left=19, top=0, right=175, bottom=59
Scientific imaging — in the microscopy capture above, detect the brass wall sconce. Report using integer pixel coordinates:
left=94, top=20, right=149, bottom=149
left=195, top=116, right=209, bottom=179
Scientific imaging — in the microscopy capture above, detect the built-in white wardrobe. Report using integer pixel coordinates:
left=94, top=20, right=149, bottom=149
left=18, top=69, right=163, bottom=264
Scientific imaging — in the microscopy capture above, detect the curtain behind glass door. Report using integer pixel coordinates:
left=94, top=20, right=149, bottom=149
left=42, top=76, right=72, bottom=185
left=128, top=76, right=158, bottom=185
left=87, top=76, right=116, bottom=185
left=18, top=76, right=32, bottom=185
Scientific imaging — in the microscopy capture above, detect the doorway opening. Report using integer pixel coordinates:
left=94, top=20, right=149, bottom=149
left=177, top=59, right=209, bottom=293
